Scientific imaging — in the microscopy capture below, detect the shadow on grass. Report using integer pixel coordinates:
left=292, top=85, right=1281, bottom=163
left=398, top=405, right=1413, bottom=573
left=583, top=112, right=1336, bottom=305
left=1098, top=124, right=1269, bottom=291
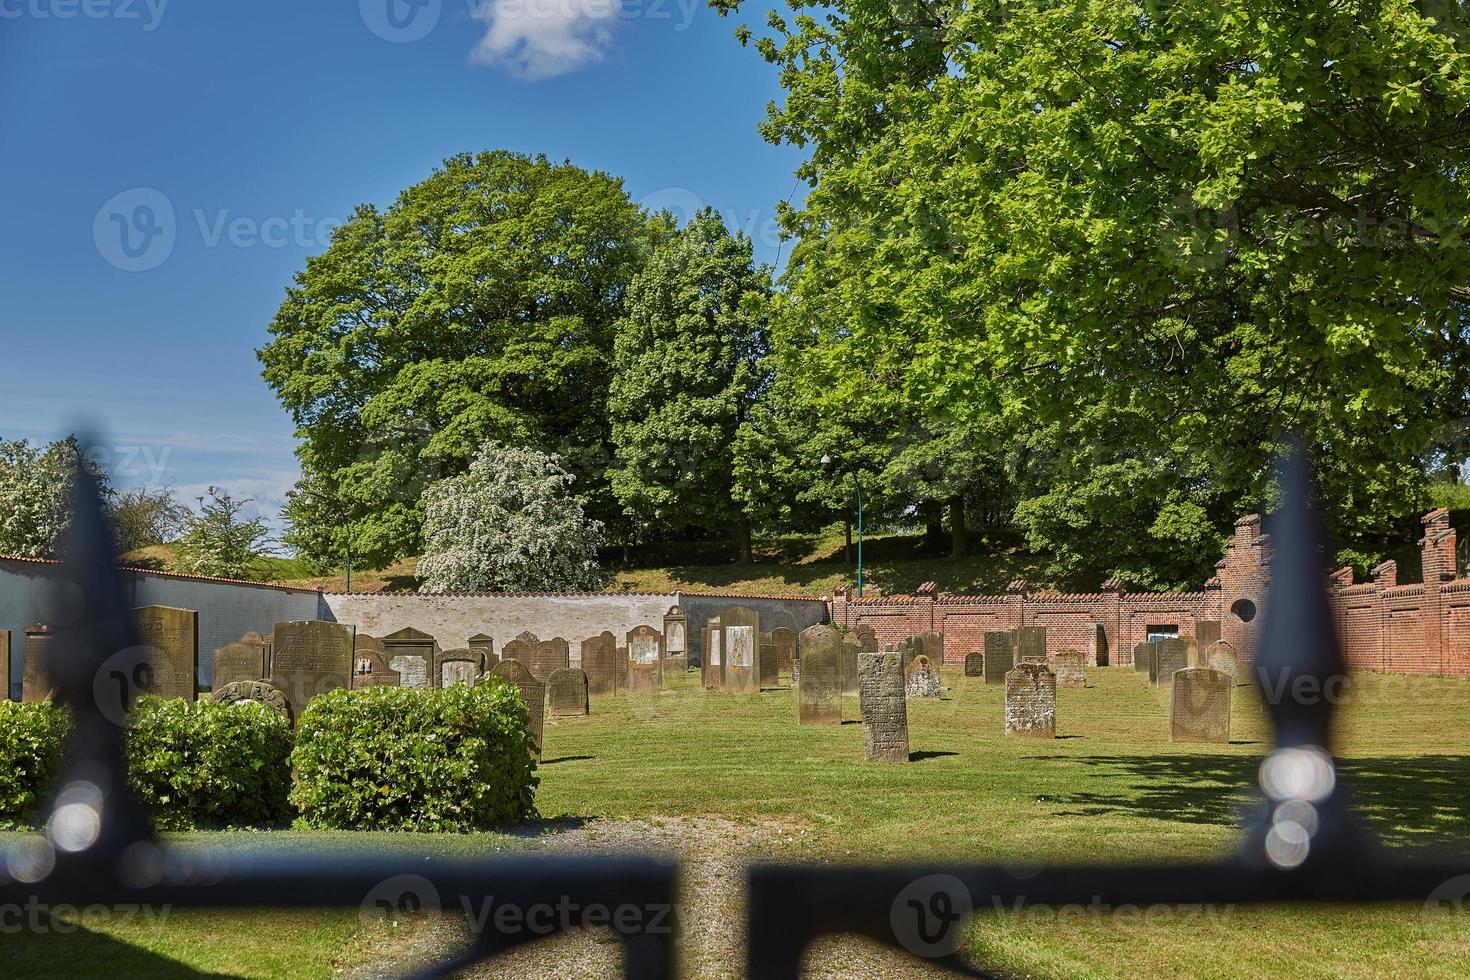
left=909, top=751, right=960, bottom=762
left=540, top=756, right=594, bottom=765
left=0, top=923, right=237, bottom=979
left=1040, top=754, right=1470, bottom=847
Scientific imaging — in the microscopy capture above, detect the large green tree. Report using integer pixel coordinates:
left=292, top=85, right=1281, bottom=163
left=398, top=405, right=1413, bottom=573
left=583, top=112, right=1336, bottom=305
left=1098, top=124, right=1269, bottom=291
left=721, top=0, right=1470, bottom=587
left=259, top=151, right=652, bottom=569
left=608, top=208, right=770, bottom=558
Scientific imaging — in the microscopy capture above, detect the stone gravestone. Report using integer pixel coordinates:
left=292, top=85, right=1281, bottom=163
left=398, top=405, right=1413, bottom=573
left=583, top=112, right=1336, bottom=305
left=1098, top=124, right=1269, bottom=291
left=1170, top=667, right=1231, bottom=743
left=437, top=648, right=486, bottom=688
left=840, top=633, right=861, bottom=696
left=582, top=631, right=626, bottom=695
left=22, top=625, right=53, bottom=703
left=133, top=606, right=199, bottom=701
left=1004, top=663, right=1057, bottom=738
left=1016, top=626, right=1047, bottom=663
left=917, top=631, right=945, bottom=669
left=1195, top=621, right=1222, bottom=665
left=854, top=624, right=879, bottom=653
left=1182, top=636, right=1199, bottom=674
left=547, top=667, right=590, bottom=717
left=356, top=634, right=386, bottom=653
left=894, top=637, right=922, bottom=675
left=767, top=627, right=797, bottom=679
left=721, top=607, right=761, bottom=694
left=1053, top=650, right=1087, bottom=689
left=663, top=606, right=689, bottom=675
left=269, top=621, right=354, bottom=723
left=468, top=634, right=496, bottom=663
left=213, top=631, right=270, bottom=691
left=1152, top=637, right=1190, bottom=689
left=964, top=652, right=984, bottom=677
left=1089, top=624, right=1109, bottom=666
left=758, top=633, right=780, bottom=690
left=858, top=651, right=908, bottom=763
left=382, top=627, right=438, bottom=690
left=352, top=647, right=401, bottom=689
left=504, top=631, right=569, bottom=684
left=983, top=632, right=1013, bottom=686
left=797, top=625, right=842, bottom=725
left=1134, top=642, right=1153, bottom=675
left=626, top=625, right=664, bottom=694
left=1205, top=641, right=1239, bottom=684
left=490, top=659, right=545, bottom=759
left=905, top=655, right=941, bottom=699
left=0, top=629, right=9, bottom=701
left=702, top=618, right=723, bottom=689
left=210, top=680, right=293, bottom=724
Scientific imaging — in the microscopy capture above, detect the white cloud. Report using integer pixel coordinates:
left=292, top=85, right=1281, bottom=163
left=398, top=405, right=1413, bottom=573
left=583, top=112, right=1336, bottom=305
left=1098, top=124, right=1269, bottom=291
left=469, top=0, right=620, bottom=80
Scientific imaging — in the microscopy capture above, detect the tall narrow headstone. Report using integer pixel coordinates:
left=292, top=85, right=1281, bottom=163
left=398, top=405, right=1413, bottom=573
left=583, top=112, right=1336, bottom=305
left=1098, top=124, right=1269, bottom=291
left=758, top=633, right=780, bottom=689
left=905, top=655, right=941, bottom=699
left=1004, top=663, right=1056, bottom=738
left=437, top=648, right=486, bottom=687
left=352, top=648, right=401, bottom=689
left=1205, top=640, right=1239, bottom=683
left=21, top=625, right=53, bottom=703
left=858, top=651, right=908, bottom=763
left=702, top=618, right=723, bottom=689
left=489, top=659, right=545, bottom=759
left=663, top=606, right=689, bottom=674
left=1016, top=626, right=1047, bottom=663
left=1152, top=637, right=1189, bottom=688
left=767, top=627, right=797, bottom=678
left=895, top=637, right=922, bottom=674
left=133, top=605, right=199, bottom=701
left=468, top=634, right=496, bottom=663
left=840, top=633, right=860, bottom=696
left=1053, top=650, right=1087, bottom=689
left=0, top=629, right=9, bottom=701
left=720, top=607, right=761, bottom=694
left=1134, top=642, right=1153, bottom=675
left=1195, top=621, right=1222, bottom=665
left=213, top=631, right=270, bottom=690
left=382, top=627, right=438, bottom=690
left=626, top=625, right=664, bottom=694
left=917, top=631, right=945, bottom=669
left=547, top=667, right=590, bottom=717
left=582, top=631, right=625, bottom=695
left=269, top=620, right=353, bottom=722
left=964, top=652, right=984, bottom=677
left=1171, top=667, right=1231, bottom=743
left=983, top=632, right=1013, bottom=686
left=1182, top=636, right=1199, bottom=673
left=1090, top=624, right=1109, bottom=666
left=797, top=625, right=842, bottom=725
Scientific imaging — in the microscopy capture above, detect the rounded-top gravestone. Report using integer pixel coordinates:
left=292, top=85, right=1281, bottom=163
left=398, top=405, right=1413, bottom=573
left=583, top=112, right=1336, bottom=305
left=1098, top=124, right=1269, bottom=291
left=964, top=652, right=984, bottom=677
left=905, top=655, right=941, bottom=700
left=1004, top=662, right=1056, bottom=738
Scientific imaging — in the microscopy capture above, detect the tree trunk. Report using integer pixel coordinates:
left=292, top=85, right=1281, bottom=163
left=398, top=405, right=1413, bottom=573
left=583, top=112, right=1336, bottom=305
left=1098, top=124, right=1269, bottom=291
left=738, top=516, right=753, bottom=564
left=949, top=496, right=968, bottom=558
left=622, top=543, right=631, bottom=566
left=924, top=503, right=944, bottom=555
left=844, top=519, right=854, bottom=567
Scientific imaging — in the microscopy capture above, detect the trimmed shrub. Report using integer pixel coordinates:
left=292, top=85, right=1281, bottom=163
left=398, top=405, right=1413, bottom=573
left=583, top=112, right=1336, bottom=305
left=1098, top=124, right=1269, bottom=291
left=0, top=702, right=70, bottom=828
left=124, top=696, right=294, bottom=830
left=289, top=679, right=538, bottom=832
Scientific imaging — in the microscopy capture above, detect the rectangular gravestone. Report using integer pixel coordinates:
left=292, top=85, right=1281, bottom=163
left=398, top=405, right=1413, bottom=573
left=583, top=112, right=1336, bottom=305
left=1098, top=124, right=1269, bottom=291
left=721, top=607, right=761, bottom=693
left=1171, top=667, right=1231, bottom=743
left=758, top=633, right=779, bottom=689
left=1004, top=663, right=1056, bottom=737
left=840, top=634, right=860, bottom=696
left=1016, top=626, right=1047, bottom=663
left=1205, top=641, right=1239, bottom=684
left=468, top=634, right=496, bottom=663
left=383, top=627, right=438, bottom=690
left=270, top=621, right=353, bottom=722
left=21, top=625, right=53, bottom=703
left=1195, top=621, right=1222, bottom=665
left=582, top=631, right=625, bottom=695
left=917, top=631, right=944, bottom=669
left=983, top=632, right=1013, bottom=686
left=797, top=625, right=842, bottom=725
left=504, top=632, right=569, bottom=684
left=1134, top=642, right=1153, bottom=675
left=133, top=606, right=199, bottom=701
left=0, top=629, right=8, bottom=701
left=964, top=652, right=984, bottom=677
left=663, top=606, right=689, bottom=675
left=703, top=619, right=723, bottom=689
left=1152, top=637, right=1190, bottom=688
left=767, top=627, right=797, bottom=679
left=437, top=649, right=486, bottom=688
left=213, top=631, right=270, bottom=691
left=858, top=651, right=908, bottom=762
left=1053, top=650, right=1087, bottom=689
left=548, top=667, right=590, bottom=717
left=627, top=626, right=664, bottom=694
left=489, top=659, right=545, bottom=760
left=895, top=637, right=922, bottom=675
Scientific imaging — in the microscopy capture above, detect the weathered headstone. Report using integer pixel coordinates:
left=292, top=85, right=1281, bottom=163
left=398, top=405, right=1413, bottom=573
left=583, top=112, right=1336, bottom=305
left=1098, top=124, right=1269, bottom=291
left=547, top=667, right=590, bottom=717
left=1004, top=663, right=1056, bottom=738
left=894, top=636, right=922, bottom=674
left=132, top=606, right=199, bottom=701
left=858, top=651, right=908, bottom=763
left=1053, top=650, right=1087, bottom=689
left=1195, top=621, right=1222, bottom=665
left=797, top=625, right=842, bottom=725
left=702, top=618, right=723, bottom=689
left=352, top=647, right=402, bottom=689
left=489, top=659, right=546, bottom=759
left=503, top=631, right=569, bottom=684
left=1182, top=636, right=1199, bottom=673
left=21, top=625, right=53, bottom=703
left=1170, top=667, right=1231, bottom=743
left=0, top=629, right=9, bottom=702
left=210, top=680, right=293, bottom=724
left=854, top=624, right=879, bottom=653
left=626, top=625, right=664, bottom=694
left=468, top=634, right=496, bottom=662
left=355, top=634, right=386, bottom=653
left=917, top=631, right=945, bottom=669
left=840, top=634, right=860, bottom=696
left=905, top=655, right=941, bottom=699
left=437, top=648, right=486, bottom=688
left=663, top=606, right=689, bottom=674
left=758, top=633, right=780, bottom=689
left=1204, top=640, right=1239, bottom=683
left=582, top=631, right=626, bottom=695
left=382, top=627, right=438, bottom=690
left=1016, top=626, right=1047, bottom=663
left=213, top=631, right=270, bottom=691
left=767, top=627, right=797, bottom=678
left=964, top=652, right=984, bottom=677
left=1134, top=642, right=1153, bottom=675
left=1152, top=637, right=1189, bottom=688
left=269, top=620, right=354, bottom=721
left=983, top=632, right=1013, bottom=686
left=1089, top=624, right=1110, bottom=667
left=721, top=607, right=761, bottom=694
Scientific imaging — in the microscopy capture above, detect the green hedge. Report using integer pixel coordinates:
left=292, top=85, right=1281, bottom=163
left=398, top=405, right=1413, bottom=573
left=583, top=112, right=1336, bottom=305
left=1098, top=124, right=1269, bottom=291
left=124, top=696, right=294, bottom=830
left=289, top=679, right=539, bottom=832
left=0, top=702, right=71, bottom=828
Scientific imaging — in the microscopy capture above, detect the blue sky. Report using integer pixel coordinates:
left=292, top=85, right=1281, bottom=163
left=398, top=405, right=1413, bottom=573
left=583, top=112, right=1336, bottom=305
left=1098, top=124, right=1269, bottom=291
left=0, top=1, right=803, bottom=539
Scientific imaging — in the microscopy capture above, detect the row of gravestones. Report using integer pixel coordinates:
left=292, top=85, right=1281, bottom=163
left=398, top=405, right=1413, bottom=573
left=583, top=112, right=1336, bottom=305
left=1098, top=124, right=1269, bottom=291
left=702, top=607, right=818, bottom=693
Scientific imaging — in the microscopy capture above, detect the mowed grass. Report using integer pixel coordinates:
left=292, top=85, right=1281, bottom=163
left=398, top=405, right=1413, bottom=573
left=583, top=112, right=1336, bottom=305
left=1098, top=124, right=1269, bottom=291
left=2, top=668, right=1468, bottom=977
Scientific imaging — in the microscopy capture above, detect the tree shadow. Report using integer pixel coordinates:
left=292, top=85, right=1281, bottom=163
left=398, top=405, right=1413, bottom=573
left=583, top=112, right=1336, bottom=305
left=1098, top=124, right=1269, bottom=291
left=0, top=922, right=238, bottom=978
left=909, top=751, right=960, bottom=762
left=540, top=756, right=594, bottom=765
left=1038, top=753, right=1470, bottom=848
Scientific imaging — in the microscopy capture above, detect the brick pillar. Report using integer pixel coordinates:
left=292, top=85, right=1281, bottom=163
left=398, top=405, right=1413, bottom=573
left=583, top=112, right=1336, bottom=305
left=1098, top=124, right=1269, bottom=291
left=1007, top=579, right=1027, bottom=632
left=1371, top=561, right=1395, bottom=673
left=1422, top=510, right=1455, bottom=676
left=1102, top=577, right=1123, bottom=665
left=832, top=587, right=851, bottom=629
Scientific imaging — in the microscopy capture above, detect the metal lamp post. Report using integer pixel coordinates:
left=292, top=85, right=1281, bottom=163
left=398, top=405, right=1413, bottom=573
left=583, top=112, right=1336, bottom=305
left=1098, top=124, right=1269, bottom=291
left=821, top=455, right=863, bottom=598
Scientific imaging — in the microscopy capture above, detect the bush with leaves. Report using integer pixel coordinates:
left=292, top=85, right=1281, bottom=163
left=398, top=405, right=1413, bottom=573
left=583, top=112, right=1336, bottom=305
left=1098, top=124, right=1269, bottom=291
left=0, top=436, right=113, bottom=559
left=123, top=697, right=294, bottom=830
left=173, top=486, right=273, bottom=580
left=0, top=702, right=71, bottom=828
left=113, top=485, right=187, bottom=557
left=289, top=680, right=538, bottom=832
left=417, top=442, right=607, bottom=593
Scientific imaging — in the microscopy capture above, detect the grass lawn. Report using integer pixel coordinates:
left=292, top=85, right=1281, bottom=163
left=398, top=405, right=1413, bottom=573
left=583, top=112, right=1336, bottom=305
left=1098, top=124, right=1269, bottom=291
left=2, top=669, right=1467, bottom=977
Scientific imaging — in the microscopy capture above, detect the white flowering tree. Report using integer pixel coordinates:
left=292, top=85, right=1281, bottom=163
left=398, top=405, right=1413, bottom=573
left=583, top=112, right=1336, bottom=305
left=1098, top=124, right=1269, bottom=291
left=417, top=442, right=607, bottom=593
left=0, top=436, right=113, bottom=558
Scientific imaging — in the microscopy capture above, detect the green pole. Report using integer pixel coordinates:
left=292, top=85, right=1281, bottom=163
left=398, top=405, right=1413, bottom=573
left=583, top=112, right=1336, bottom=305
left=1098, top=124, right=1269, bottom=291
left=855, top=472, right=864, bottom=598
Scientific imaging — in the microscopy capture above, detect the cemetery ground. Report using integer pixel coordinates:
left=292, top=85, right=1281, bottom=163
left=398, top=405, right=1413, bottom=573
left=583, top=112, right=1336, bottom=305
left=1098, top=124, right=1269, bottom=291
left=2, top=669, right=1468, bottom=978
